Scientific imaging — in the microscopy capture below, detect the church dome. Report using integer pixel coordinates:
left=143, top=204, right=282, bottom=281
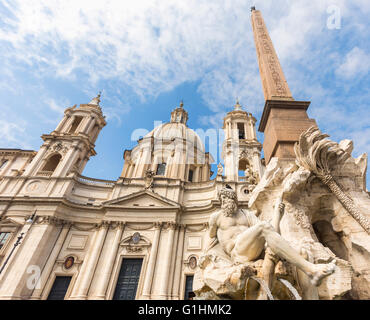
left=145, top=122, right=205, bottom=152
left=121, top=101, right=213, bottom=182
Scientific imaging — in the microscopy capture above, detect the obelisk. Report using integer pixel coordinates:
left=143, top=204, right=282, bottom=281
left=251, top=7, right=317, bottom=164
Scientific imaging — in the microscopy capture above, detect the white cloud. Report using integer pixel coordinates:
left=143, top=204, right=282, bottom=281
left=336, top=47, right=370, bottom=79
left=0, top=0, right=369, bottom=174
left=0, top=0, right=368, bottom=110
left=45, top=98, right=66, bottom=115
left=0, top=119, right=31, bottom=149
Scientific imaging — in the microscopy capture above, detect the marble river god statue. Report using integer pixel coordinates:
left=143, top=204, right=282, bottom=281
left=193, top=185, right=337, bottom=300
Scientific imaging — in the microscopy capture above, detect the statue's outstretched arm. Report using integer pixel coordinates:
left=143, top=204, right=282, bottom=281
left=271, top=194, right=285, bottom=232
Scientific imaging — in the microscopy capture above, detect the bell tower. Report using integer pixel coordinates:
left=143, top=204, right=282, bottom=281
left=222, top=101, right=263, bottom=182
left=23, top=94, right=106, bottom=178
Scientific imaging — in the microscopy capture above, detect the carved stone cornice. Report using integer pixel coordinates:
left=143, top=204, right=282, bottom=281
left=0, top=149, right=37, bottom=157
left=185, top=223, right=208, bottom=232
left=126, top=222, right=155, bottom=231
left=72, top=223, right=101, bottom=231
left=32, top=216, right=65, bottom=226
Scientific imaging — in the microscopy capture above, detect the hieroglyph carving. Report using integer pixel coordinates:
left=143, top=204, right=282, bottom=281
left=254, top=15, right=288, bottom=97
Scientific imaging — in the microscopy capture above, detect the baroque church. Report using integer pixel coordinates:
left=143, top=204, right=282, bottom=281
left=0, top=8, right=369, bottom=300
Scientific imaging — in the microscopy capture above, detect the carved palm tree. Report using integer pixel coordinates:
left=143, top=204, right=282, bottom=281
left=294, top=126, right=370, bottom=234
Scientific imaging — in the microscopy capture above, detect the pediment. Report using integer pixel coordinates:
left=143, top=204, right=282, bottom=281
left=0, top=217, right=23, bottom=227
left=103, top=190, right=180, bottom=208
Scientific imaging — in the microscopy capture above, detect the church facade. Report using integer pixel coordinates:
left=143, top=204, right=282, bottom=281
left=0, top=9, right=369, bottom=300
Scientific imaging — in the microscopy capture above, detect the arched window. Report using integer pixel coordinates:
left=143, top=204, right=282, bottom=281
left=42, top=154, right=62, bottom=173
left=239, top=159, right=249, bottom=171
left=238, top=159, right=250, bottom=176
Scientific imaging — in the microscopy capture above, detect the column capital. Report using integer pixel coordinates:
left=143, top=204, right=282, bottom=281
left=98, top=221, right=111, bottom=229
left=111, top=221, right=126, bottom=230
left=153, top=222, right=163, bottom=229
left=166, top=222, right=177, bottom=230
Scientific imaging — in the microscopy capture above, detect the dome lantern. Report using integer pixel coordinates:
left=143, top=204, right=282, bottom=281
left=170, top=100, right=188, bottom=125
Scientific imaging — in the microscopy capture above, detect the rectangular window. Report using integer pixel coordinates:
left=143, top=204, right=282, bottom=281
left=47, top=276, right=72, bottom=300
left=0, top=232, right=10, bottom=250
left=156, top=163, right=166, bottom=176
left=188, top=169, right=194, bottom=182
left=237, top=123, right=245, bottom=139
left=0, top=160, right=8, bottom=170
left=184, top=275, right=195, bottom=300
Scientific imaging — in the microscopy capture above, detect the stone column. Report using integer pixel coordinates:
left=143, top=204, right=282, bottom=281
left=194, top=166, right=199, bottom=182
left=171, top=225, right=185, bottom=299
left=30, top=222, right=71, bottom=300
left=232, top=122, right=237, bottom=140
left=69, top=222, right=109, bottom=300
left=127, top=163, right=135, bottom=178
left=136, top=147, right=151, bottom=178
left=54, top=115, right=69, bottom=132
left=90, top=125, right=100, bottom=142
left=80, top=116, right=96, bottom=134
left=120, top=161, right=130, bottom=178
left=249, top=117, right=256, bottom=140
left=171, top=148, right=181, bottom=179
left=92, top=222, right=125, bottom=300
left=244, top=122, right=249, bottom=140
left=179, top=145, right=187, bottom=180
left=0, top=153, right=17, bottom=178
left=132, top=149, right=144, bottom=178
left=202, top=164, right=209, bottom=182
left=167, top=226, right=179, bottom=299
left=0, top=220, right=58, bottom=299
left=63, top=115, right=76, bottom=133
left=141, top=222, right=162, bottom=299
left=55, top=144, right=81, bottom=177
left=23, top=144, right=49, bottom=176
left=157, top=222, right=176, bottom=300
left=83, top=117, right=96, bottom=135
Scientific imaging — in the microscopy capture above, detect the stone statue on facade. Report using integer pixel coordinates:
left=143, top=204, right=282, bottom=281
left=144, top=169, right=155, bottom=191
left=194, top=185, right=336, bottom=299
left=217, top=163, right=223, bottom=176
left=244, top=165, right=258, bottom=191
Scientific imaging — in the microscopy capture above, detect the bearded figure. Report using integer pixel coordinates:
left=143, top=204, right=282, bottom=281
left=193, top=185, right=336, bottom=300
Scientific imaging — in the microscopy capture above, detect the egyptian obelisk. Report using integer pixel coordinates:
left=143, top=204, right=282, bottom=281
left=251, top=7, right=317, bottom=163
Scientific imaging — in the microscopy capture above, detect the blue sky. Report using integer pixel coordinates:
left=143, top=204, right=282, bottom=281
left=0, top=0, right=369, bottom=186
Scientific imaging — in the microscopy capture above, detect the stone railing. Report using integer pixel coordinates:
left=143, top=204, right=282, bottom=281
left=37, top=170, right=53, bottom=177
left=75, top=174, right=115, bottom=187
